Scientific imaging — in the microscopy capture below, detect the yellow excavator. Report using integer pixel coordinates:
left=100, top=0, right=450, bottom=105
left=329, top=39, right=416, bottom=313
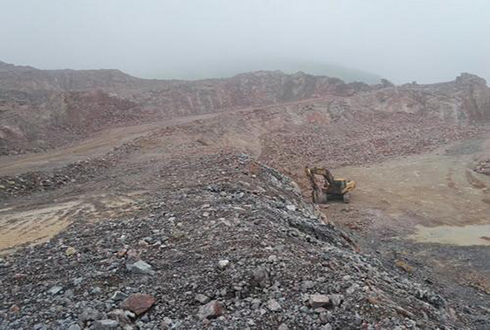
left=305, top=167, right=356, bottom=204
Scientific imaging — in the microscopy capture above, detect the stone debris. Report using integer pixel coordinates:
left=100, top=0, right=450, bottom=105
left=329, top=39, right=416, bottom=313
left=198, top=300, right=223, bottom=320
left=79, top=308, right=104, bottom=322
left=93, top=319, right=119, bottom=330
left=267, top=299, right=282, bottom=312
left=218, top=259, right=230, bottom=269
left=107, top=309, right=134, bottom=325
left=65, top=246, right=77, bottom=256
left=67, top=324, right=82, bottom=330
left=308, top=294, right=331, bottom=308
left=47, top=285, right=63, bottom=295
left=121, top=293, right=155, bottom=316
left=0, top=154, right=487, bottom=329
left=126, top=260, right=155, bottom=275
left=111, top=291, right=129, bottom=301
left=195, top=293, right=210, bottom=304
left=475, top=158, right=490, bottom=176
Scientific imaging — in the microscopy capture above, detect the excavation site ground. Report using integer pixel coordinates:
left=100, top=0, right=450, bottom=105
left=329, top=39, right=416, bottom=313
left=1, top=65, right=490, bottom=329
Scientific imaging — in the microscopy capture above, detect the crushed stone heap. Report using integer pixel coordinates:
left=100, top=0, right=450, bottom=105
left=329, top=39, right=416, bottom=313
left=0, top=153, right=472, bottom=329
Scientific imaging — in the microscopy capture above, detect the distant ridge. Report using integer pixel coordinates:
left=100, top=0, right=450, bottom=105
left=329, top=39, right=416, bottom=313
left=140, top=58, right=383, bottom=84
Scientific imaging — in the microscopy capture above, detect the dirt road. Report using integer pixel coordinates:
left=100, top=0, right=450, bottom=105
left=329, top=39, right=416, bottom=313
left=0, top=113, right=226, bottom=176
left=0, top=97, right=330, bottom=177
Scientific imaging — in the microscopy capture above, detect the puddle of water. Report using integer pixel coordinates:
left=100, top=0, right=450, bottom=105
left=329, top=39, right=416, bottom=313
left=409, top=224, right=490, bottom=246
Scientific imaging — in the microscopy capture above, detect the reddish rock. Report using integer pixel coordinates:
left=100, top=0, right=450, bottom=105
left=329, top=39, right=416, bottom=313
left=198, top=300, right=223, bottom=319
left=9, top=304, right=20, bottom=313
left=121, top=293, right=155, bottom=315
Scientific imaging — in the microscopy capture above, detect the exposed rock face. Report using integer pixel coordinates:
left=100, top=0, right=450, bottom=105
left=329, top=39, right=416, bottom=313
left=1, top=61, right=489, bottom=156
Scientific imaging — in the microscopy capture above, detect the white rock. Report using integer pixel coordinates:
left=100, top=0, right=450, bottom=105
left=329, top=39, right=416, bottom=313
left=47, top=286, right=63, bottom=295
left=218, top=260, right=230, bottom=269
left=267, top=299, right=281, bottom=311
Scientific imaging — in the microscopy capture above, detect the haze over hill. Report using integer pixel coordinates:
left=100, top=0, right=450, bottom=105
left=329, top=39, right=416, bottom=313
left=1, top=1, right=489, bottom=84
left=135, top=58, right=383, bottom=84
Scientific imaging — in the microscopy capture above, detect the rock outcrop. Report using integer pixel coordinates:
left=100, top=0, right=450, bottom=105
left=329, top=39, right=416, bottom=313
left=1, top=61, right=489, bottom=156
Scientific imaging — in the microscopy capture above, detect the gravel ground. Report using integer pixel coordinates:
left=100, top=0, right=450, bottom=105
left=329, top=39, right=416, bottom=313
left=1, top=153, right=486, bottom=329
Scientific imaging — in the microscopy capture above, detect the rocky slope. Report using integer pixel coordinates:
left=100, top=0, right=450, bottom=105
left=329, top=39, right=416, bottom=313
left=1, top=153, right=483, bottom=329
left=1, top=61, right=490, bottom=329
left=1, top=61, right=490, bottom=156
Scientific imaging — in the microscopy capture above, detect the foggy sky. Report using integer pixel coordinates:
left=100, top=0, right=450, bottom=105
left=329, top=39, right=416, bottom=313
left=1, top=0, right=489, bottom=84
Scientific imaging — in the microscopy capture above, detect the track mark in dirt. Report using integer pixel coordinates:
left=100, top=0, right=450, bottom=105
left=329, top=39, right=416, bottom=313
left=446, top=170, right=456, bottom=189
left=465, top=170, right=487, bottom=189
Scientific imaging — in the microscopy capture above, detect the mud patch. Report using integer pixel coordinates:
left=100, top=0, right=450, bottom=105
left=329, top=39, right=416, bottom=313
left=0, top=192, right=144, bottom=253
left=409, top=224, right=490, bottom=246
left=0, top=201, right=81, bottom=253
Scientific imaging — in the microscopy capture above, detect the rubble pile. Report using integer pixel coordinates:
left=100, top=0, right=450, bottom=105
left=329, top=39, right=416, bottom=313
left=261, top=112, right=480, bottom=173
left=0, top=141, right=141, bottom=200
left=0, top=153, right=482, bottom=329
left=475, top=158, right=490, bottom=176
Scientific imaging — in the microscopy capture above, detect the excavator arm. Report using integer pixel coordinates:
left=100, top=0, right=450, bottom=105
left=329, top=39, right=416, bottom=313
left=305, top=167, right=336, bottom=189
left=305, top=166, right=356, bottom=204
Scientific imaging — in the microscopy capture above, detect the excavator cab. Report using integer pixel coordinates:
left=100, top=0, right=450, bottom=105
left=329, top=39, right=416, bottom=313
left=305, top=167, right=356, bottom=204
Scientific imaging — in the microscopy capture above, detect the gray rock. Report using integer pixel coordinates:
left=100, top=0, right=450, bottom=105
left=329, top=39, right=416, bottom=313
left=67, top=324, right=82, bottom=330
left=126, top=260, right=155, bottom=275
left=346, top=283, right=359, bottom=295
left=198, top=300, right=223, bottom=319
left=161, top=317, right=173, bottom=328
left=79, top=308, right=104, bottom=322
left=278, top=324, right=289, bottom=330
left=250, top=298, right=262, bottom=309
left=111, top=291, right=129, bottom=301
left=108, top=309, right=133, bottom=324
left=267, top=299, right=281, bottom=312
left=91, top=286, right=102, bottom=294
left=195, top=293, right=210, bottom=304
left=252, top=267, right=270, bottom=288
left=47, top=285, right=63, bottom=295
left=93, top=319, right=119, bottom=329
left=309, top=294, right=331, bottom=308
left=301, top=280, right=316, bottom=291
left=329, top=294, right=343, bottom=307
